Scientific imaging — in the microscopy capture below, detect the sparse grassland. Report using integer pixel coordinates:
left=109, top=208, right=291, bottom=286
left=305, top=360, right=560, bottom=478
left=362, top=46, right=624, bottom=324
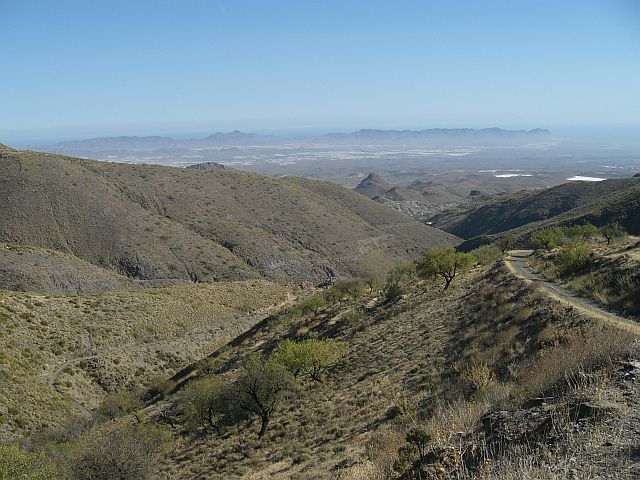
left=125, top=257, right=631, bottom=480
left=0, top=280, right=290, bottom=441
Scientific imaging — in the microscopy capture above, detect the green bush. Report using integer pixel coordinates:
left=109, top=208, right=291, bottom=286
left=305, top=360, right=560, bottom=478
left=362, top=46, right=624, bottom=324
left=298, top=294, right=327, bottom=316
left=325, top=278, right=367, bottom=303
left=0, top=444, right=57, bottom=480
left=271, top=338, right=347, bottom=381
left=341, top=309, right=364, bottom=325
left=563, top=223, right=597, bottom=244
left=179, top=376, right=228, bottom=430
left=383, top=282, right=404, bottom=303
left=556, top=244, right=592, bottom=277
left=470, top=244, right=502, bottom=265
left=66, top=421, right=170, bottom=480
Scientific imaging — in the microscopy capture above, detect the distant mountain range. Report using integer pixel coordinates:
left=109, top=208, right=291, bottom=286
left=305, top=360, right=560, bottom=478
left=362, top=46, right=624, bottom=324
left=322, top=128, right=551, bottom=144
left=36, top=127, right=552, bottom=152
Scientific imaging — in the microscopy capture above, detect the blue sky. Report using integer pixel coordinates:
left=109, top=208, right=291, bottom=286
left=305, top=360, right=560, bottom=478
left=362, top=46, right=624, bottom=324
left=1, top=0, right=639, bottom=141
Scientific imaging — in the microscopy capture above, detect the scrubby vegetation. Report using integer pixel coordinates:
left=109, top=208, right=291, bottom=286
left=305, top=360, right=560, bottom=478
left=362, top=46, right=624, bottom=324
left=0, top=280, right=290, bottom=440
left=470, top=244, right=502, bottom=265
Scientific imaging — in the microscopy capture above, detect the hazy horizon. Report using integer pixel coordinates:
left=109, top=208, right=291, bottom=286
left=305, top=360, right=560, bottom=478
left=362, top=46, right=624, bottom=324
left=2, top=0, right=639, bottom=145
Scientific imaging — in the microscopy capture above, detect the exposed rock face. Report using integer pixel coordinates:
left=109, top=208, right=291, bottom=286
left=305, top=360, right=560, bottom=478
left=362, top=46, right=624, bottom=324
left=354, top=173, right=394, bottom=198
left=185, top=162, right=226, bottom=170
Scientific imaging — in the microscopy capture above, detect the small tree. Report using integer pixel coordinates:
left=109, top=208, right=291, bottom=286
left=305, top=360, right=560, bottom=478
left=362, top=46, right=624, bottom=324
left=232, top=354, right=295, bottom=438
left=326, top=278, right=367, bottom=303
left=387, top=264, right=416, bottom=286
left=531, top=228, right=561, bottom=251
left=565, top=224, right=597, bottom=244
left=270, top=339, right=307, bottom=377
left=383, top=281, right=404, bottom=303
left=180, top=376, right=227, bottom=430
left=416, top=248, right=475, bottom=290
left=496, top=234, right=516, bottom=253
left=601, top=221, right=623, bottom=246
left=299, top=294, right=327, bottom=316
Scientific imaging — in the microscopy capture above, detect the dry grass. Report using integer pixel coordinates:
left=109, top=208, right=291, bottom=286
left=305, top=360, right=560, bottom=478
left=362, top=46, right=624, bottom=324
left=0, top=280, right=290, bottom=441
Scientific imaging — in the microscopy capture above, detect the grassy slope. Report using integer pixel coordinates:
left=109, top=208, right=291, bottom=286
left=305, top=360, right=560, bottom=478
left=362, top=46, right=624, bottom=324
left=0, top=280, right=290, bottom=441
left=0, top=149, right=459, bottom=288
left=0, top=243, right=163, bottom=293
left=152, top=265, right=592, bottom=479
left=434, top=178, right=640, bottom=239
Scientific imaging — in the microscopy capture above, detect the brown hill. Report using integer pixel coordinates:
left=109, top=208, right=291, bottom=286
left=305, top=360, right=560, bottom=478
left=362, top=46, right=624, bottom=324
left=0, top=149, right=459, bottom=288
left=354, top=173, right=394, bottom=198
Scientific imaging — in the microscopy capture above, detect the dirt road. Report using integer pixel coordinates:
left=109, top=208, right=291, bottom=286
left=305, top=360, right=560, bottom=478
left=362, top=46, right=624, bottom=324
left=505, top=250, right=640, bottom=336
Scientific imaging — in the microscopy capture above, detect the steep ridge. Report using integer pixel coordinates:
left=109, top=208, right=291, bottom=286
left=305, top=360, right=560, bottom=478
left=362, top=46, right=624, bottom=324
left=0, top=149, right=459, bottom=288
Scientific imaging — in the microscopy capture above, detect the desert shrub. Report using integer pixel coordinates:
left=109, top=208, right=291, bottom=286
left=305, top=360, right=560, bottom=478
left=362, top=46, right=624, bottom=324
left=342, top=308, right=364, bottom=325
left=470, top=244, right=502, bottom=265
left=417, top=248, right=475, bottom=290
left=0, top=444, right=58, bottom=480
left=97, top=391, right=141, bottom=421
left=384, top=405, right=404, bottom=420
left=271, top=338, right=347, bottom=381
left=555, top=244, right=592, bottom=277
left=392, top=428, right=433, bottom=472
left=367, top=275, right=384, bottom=293
left=179, top=376, right=228, bottom=430
left=393, top=442, right=417, bottom=474
left=406, top=428, right=432, bottom=464
left=384, top=282, right=404, bottom=303
left=516, top=327, right=635, bottom=400
left=65, top=421, right=170, bottom=480
left=143, top=378, right=175, bottom=402
left=462, top=363, right=495, bottom=394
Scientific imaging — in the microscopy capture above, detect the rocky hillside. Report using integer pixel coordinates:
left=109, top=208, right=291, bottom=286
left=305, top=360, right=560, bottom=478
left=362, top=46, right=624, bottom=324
left=135, top=255, right=638, bottom=479
left=0, top=149, right=458, bottom=290
left=433, top=177, right=640, bottom=240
